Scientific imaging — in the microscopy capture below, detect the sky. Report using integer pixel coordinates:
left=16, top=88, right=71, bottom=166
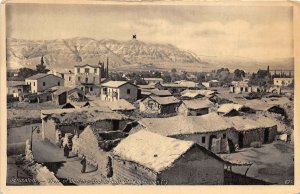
left=6, top=4, right=293, bottom=59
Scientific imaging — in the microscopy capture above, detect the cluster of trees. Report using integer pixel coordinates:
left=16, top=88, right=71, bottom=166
left=9, top=56, right=50, bottom=80
left=248, top=69, right=272, bottom=87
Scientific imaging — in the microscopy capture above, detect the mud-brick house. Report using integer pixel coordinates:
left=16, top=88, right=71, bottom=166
left=178, top=99, right=214, bottom=116
left=201, top=80, right=219, bottom=88
left=50, top=86, right=68, bottom=105
left=7, top=81, right=30, bottom=98
left=72, top=125, right=128, bottom=176
left=225, top=116, right=277, bottom=148
left=41, top=108, right=130, bottom=146
left=139, top=95, right=181, bottom=115
left=101, top=81, right=139, bottom=102
left=112, top=130, right=225, bottom=185
left=217, top=103, right=255, bottom=117
left=25, top=73, right=64, bottom=93
left=131, top=113, right=238, bottom=154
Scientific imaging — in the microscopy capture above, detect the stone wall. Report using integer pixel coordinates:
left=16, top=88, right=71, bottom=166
left=24, top=140, right=63, bottom=185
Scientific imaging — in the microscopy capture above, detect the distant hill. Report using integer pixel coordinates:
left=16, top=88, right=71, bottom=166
left=6, top=37, right=293, bottom=73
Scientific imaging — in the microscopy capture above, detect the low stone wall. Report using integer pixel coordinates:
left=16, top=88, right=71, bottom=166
left=24, top=139, right=63, bottom=185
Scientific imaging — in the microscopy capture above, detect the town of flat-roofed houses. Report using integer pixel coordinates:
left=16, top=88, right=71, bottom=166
left=6, top=4, right=294, bottom=186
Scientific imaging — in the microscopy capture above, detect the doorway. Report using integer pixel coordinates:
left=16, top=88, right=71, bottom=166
left=209, top=135, right=217, bottom=150
left=264, top=128, right=269, bottom=143
left=238, top=133, right=244, bottom=148
left=112, top=120, right=120, bottom=130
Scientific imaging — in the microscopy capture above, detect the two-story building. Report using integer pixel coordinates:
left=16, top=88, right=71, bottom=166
left=273, top=78, right=294, bottom=87
left=25, top=73, right=64, bottom=93
left=74, top=64, right=102, bottom=95
left=100, top=81, right=139, bottom=102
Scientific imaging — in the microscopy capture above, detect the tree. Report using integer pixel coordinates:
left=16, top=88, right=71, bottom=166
left=18, top=68, right=37, bottom=79
left=233, top=69, right=246, bottom=81
left=36, top=56, right=50, bottom=73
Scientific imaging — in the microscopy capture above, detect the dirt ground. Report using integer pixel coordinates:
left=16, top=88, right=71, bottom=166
left=220, top=141, right=294, bottom=184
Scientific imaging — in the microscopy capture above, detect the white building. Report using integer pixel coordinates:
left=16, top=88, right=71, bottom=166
left=273, top=78, right=294, bottom=86
left=101, top=81, right=139, bottom=102
left=25, top=73, right=64, bottom=93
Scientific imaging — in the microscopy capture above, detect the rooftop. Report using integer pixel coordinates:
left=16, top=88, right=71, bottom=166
left=26, top=73, right=63, bottom=80
left=224, top=116, right=276, bottom=131
left=41, top=108, right=128, bottom=124
left=74, top=64, right=100, bottom=68
left=182, top=99, right=214, bottom=109
left=113, top=130, right=195, bottom=172
left=7, top=81, right=26, bottom=87
left=102, top=81, right=135, bottom=88
left=147, top=95, right=181, bottom=105
left=149, top=89, right=172, bottom=97
left=144, top=77, right=163, bottom=81
left=181, top=90, right=216, bottom=98
left=217, top=103, right=245, bottom=114
left=136, top=113, right=233, bottom=136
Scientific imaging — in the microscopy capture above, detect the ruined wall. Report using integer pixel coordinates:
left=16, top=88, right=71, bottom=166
left=161, top=103, right=179, bottom=114
left=171, top=128, right=238, bottom=153
left=42, top=119, right=57, bottom=144
left=24, top=140, right=62, bottom=185
left=112, top=157, right=157, bottom=185
left=72, top=128, right=110, bottom=176
left=158, top=146, right=224, bottom=185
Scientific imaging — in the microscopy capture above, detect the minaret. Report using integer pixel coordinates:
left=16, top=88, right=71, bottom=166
left=41, top=55, right=44, bottom=66
left=106, top=57, right=109, bottom=79
left=98, top=60, right=102, bottom=85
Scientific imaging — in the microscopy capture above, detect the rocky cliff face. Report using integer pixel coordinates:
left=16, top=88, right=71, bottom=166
left=6, top=37, right=202, bottom=71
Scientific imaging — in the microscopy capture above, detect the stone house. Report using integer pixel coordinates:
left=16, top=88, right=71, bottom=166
left=72, top=125, right=128, bottom=176
left=41, top=108, right=130, bottom=146
left=112, top=130, right=225, bottom=185
left=178, top=99, right=214, bottom=116
left=202, top=80, right=219, bottom=88
left=50, top=86, right=68, bottom=105
left=131, top=113, right=238, bottom=154
left=101, top=81, right=139, bottom=102
left=225, top=116, right=277, bottom=148
left=25, top=73, right=64, bottom=93
left=139, top=95, right=181, bottom=114
left=7, top=81, right=30, bottom=98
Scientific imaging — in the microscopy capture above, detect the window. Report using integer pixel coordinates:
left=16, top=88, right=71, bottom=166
left=85, top=68, right=89, bottom=73
left=94, top=68, right=97, bottom=73
left=69, top=76, right=71, bottom=81
left=61, top=74, right=64, bottom=79
left=127, top=89, right=131, bottom=94
left=223, top=133, right=226, bottom=138
left=77, top=68, right=80, bottom=73
left=85, top=78, right=88, bottom=83
left=90, top=87, right=93, bottom=91
left=93, top=77, right=96, bottom=82
left=103, top=88, right=108, bottom=94
left=202, top=136, right=206, bottom=143
left=42, top=82, right=45, bottom=86
left=78, top=77, right=81, bottom=81
left=58, top=82, right=60, bottom=86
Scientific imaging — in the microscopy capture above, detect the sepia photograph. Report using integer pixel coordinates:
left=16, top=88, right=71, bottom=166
left=1, top=1, right=298, bottom=190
